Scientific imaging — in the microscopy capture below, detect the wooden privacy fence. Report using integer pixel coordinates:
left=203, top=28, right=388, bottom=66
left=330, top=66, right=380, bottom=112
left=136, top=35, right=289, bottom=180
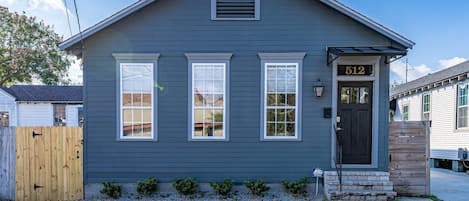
left=389, top=121, right=430, bottom=196
left=0, top=127, right=15, bottom=200
left=0, top=127, right=83, bottom=201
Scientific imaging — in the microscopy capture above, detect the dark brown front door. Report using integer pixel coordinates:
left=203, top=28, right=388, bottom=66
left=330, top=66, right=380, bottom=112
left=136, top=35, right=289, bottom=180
left=337, top=81, right=373, bottom=164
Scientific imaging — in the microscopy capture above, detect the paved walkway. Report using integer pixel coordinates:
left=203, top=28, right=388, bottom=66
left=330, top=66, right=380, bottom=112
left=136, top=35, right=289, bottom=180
left=431, top=168, right=469, bottom=201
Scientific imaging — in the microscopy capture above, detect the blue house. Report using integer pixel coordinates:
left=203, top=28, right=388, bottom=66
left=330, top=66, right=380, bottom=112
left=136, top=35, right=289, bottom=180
left=61, top=0, right=414, bottom=199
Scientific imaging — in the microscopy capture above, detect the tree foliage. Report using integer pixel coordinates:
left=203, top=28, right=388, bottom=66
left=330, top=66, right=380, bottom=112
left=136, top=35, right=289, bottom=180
left=0, top=7, right=71, bottom=86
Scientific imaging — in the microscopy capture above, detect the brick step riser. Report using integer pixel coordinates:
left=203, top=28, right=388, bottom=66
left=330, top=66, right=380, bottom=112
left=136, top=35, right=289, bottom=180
left=327, top=184, right=393, bottom=191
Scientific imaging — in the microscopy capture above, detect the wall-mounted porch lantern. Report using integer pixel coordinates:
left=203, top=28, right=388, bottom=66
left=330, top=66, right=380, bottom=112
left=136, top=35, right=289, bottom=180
left=312, top=79, right=325, bottom=97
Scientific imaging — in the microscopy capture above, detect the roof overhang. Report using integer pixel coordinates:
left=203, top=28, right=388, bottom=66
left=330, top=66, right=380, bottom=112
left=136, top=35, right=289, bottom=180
left=327, top=46, right=408, bottom=65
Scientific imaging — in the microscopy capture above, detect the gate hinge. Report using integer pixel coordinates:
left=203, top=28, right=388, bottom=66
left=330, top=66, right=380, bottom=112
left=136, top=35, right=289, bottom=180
left=32, top=131, right=42, bottom=138
left=33, top=184, right=44, bottom=190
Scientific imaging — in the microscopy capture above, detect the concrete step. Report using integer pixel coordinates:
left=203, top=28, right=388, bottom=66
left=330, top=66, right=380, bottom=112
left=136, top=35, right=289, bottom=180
left=326, top=180, right=393, bottom=191
left=324, top=171, right=390, bottom=181
left=329, top=190, right=397, bottom=201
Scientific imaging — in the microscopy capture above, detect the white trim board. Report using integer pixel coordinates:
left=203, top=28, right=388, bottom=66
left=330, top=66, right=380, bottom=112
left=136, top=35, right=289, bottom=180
left=331, top=56, right=380, bottom=168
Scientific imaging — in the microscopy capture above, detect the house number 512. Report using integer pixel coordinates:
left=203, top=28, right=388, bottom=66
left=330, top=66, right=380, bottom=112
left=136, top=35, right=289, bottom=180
left=345, top=66, right=366, bottom=75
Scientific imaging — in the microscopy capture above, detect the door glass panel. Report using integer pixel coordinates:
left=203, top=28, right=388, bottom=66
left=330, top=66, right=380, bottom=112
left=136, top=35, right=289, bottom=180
left=341, top=86, right=369, bottom=104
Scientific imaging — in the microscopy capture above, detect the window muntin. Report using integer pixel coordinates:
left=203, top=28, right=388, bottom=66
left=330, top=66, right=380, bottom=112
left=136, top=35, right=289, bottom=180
left=53, top=104, right=66, bottom=126
left=264, top=63, right=298, bottom=139
left=0, top=112, right=9, bottom=127
left=403, top=104, right=409, bottom=121
left=191, top=63, right=226, bottom=139
left=120, top=63, right=154, bottom=139
left=457, top=83, right=468, bottom=128
left=422, top=94, right=431, bottom=121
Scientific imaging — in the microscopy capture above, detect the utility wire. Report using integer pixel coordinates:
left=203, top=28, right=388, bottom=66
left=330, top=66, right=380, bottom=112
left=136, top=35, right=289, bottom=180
left=63, top=0, right=73, bottom=37
left=73, top=0, right=84, bottom=49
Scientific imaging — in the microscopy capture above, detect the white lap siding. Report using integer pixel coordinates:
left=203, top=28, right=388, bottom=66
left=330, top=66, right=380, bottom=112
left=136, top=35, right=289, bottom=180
left=18, top=103, right=54, bottom=126
left=66, top=105, right=82, bottom=127
left=395, top=83, right=469, bottom=160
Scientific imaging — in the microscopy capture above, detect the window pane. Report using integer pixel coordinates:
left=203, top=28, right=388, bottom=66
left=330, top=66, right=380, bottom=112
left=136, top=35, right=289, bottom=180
left=267, top=80, right=276, bottom=92
left=277, top=80, right=286, bottom=92
left=267, top=109, right=276, bottom=121
left=123, top=93, right=132, bottom=106
left=286, top=109, right=295, bottom=122
left=267, top=94, right=276, bottom=106
left=0, top=112, right=9, bottom=127
left=276, top=123, right=285, bottom=136
left=277, top=94, right=286, bottom=106
left=359, top=87, right=369, bottom=104
left=277, top=109, right=285, bottom=122
left=142, top=109, right=151, bottom=123
left=458, top=107, right=468, bottom=128
left=53, top=104, right=66, bottom=126
left=266, top=123, right=276, bottom=136
left=142, top=94, right=151, bottom=106
left=287, top=94, right=296, bottom=106
left=133, top=109, right=143, bottom=123
left=192, top=63, right=226, bottom=139
left=341, top=87, right=350, bottom=104
left=287, top=81, right=296, bottom=93
left=286, top=123, right=295, bottom=136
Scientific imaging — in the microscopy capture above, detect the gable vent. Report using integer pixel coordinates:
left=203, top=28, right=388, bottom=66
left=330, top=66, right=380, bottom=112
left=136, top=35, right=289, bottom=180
left=215, top=0, right=257, bottom=19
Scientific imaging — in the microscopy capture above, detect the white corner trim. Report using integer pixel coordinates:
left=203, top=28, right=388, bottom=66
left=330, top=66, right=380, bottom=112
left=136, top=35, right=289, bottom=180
left=258, top=52, right=306, bottom=60
left=185, top=53, right=233, bottom=61
left=112, top=53, right=160, bottom=60
left=331, top=56, right=380, bottom=169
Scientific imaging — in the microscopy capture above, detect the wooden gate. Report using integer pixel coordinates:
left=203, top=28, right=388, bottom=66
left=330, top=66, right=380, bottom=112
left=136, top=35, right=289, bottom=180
left=389, top=121, right=430, bottom=196
left=15, top=127, right=83, bottom=201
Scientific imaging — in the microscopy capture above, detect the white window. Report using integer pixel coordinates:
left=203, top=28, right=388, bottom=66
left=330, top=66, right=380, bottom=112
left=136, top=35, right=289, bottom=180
left=403, top=104, right=409, bottom=121
left=264, top=63, right=299, bottom=139
left=120, top=63, right=154, bottom=139
left=457, top=83, right=468, bottom=129
left=422, top=94, right=431, bottom=121
left=191, top=63, right=226, bottom=140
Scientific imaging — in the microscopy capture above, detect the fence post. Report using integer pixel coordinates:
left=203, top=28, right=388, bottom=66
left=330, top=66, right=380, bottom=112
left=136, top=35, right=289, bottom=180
left=0, top=127, right=15, bottom=200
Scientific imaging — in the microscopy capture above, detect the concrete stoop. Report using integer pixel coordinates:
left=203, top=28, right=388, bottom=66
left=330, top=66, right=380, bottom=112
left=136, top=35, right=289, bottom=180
left=324, top=171, right=397, bottom=201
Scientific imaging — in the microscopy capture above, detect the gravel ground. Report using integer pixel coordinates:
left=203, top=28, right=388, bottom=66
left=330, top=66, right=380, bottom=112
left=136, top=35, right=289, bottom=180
left=83, top=192, right=325, bottom=201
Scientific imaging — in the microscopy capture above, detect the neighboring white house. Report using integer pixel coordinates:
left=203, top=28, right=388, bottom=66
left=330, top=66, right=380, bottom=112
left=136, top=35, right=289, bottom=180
left=390, top=61, right=469, bottom=171
left=0, top=85, right=83, bottom=127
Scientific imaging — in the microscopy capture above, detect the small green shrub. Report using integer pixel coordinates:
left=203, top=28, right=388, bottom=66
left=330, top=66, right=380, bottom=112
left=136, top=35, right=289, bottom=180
left=244, top=179, right=270, bottom=197
left=100, top=181, right=122, bottom=199
left=172, top=177, right=199, bottom=196
left=136, top=177, right=158, bottom=196
left=210, top=178, right=234, bottom=198
left=282, top=177, right=308, bottom=197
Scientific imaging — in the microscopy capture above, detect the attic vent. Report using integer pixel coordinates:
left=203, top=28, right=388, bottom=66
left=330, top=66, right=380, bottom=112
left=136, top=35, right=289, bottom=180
left=213, top=0, right=259, bottom=20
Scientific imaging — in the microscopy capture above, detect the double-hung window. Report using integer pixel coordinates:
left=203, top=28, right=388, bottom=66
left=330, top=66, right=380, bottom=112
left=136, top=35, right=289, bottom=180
left=186, top=53, right=231, bottom=141
left=259, top=53, right=305, bottom=141
left=120, top=63, right=154, bottom=139
left=457, top=83, right=468, bottom=129
left=422, top=94, right=431, bottom=121
left=403, top=104, right=409, bottom=121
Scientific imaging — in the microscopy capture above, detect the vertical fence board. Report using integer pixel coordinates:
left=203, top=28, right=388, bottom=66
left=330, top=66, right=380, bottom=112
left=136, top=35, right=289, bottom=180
left=389, top=121, right=430, bottom=196
left=0, top=127, right=15, bottom=200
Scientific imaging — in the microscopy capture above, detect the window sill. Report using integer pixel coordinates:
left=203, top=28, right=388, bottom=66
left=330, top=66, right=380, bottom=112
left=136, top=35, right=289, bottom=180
left=261, top=137, right=302, bottom=142
left=454, top=128, right=469, bottom=133
left=189, top=137, right=229, bottom=142
left=117, top=138, right=158, bottom=142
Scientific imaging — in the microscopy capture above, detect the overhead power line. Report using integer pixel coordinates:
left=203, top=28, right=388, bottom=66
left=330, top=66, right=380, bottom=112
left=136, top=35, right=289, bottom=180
left=63, top=0, right=73, bottom=37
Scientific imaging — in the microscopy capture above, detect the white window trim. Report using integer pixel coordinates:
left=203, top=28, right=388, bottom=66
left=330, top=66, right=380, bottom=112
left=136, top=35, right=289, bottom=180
left=211, top=0, right=261, bottom=21
left=422, top=93, right=431, bottom=120
left=190, top=63, right=227, bottom=140
left=263, top=62, right=300, bottom=140
left=119, top=63, right=155, bottom=140
left=457, top=82, right=468, bottom=129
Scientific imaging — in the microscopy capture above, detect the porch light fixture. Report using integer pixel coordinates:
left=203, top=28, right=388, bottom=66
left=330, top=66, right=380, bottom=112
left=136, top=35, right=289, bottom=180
left=312, top=79, right=325, bottom=97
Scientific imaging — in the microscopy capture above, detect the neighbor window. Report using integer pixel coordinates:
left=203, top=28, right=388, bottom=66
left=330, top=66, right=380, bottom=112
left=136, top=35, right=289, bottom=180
left=211, top=0, right=260, bottom=20
left=191, top=63, right=226, bottom=139
left=457, top=83, right=468, bottom=129
left=53, top=104, right=66, bottom=126
left=403, top=104, right=409, bottom=121
left=422, top=94, right=431, bottom=121
left=264, top=63, right=299, bottom=139
left=0, top=112, right=9, bottom=127
left=120, top=63, right=154, bottom=139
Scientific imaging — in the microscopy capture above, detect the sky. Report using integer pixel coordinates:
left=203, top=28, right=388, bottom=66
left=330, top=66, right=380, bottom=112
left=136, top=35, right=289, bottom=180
left=1, top=0, right=468, bottom=84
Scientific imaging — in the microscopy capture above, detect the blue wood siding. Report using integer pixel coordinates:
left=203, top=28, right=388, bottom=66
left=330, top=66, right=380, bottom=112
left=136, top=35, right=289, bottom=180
left=83, top=0, right=395, bottom=183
